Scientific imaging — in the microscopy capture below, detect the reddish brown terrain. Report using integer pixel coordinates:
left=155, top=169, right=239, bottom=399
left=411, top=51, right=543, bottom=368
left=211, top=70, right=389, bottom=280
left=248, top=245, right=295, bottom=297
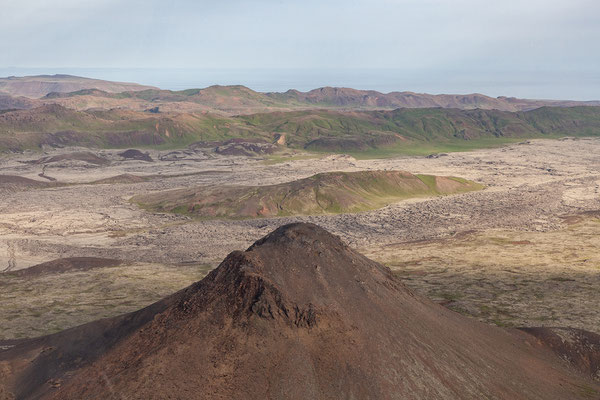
left=1, top=223, right=598, bottom=399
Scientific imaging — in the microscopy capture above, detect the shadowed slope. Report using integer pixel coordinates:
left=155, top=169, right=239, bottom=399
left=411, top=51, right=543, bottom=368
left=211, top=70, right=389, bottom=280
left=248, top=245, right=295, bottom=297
left=132, top=170, right=483, bottom=218
left=9, top=257, right=122, bottom=277
left=1, top=223, right=598, bottom=399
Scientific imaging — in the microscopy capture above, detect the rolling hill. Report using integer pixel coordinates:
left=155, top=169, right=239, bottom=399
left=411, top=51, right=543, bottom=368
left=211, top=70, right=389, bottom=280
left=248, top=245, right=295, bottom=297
left=132, top=170, right=483, bottom=218
left=1, top=104, right=600, bottom=154
left=0, top=223, right=598, bottom=399
left=40, top=84, right=600, bottom=114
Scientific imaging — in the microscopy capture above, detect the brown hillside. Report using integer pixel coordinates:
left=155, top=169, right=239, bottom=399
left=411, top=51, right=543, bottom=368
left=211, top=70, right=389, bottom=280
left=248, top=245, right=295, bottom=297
left=1, top=223, right=599, bottom=399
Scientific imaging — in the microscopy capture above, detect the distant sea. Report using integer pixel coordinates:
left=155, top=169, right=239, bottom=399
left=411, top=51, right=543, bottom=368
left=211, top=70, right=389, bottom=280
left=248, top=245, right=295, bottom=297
left=1, top=67, right=599, bottom=101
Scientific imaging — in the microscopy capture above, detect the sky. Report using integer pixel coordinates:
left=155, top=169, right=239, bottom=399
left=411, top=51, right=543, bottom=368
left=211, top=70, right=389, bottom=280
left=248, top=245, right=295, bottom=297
left=2, top=0, right=600, bottom=98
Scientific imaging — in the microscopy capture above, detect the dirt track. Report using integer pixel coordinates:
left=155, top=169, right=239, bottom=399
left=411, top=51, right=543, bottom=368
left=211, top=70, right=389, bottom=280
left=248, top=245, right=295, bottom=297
left=1, top=138, right=599, bottom=338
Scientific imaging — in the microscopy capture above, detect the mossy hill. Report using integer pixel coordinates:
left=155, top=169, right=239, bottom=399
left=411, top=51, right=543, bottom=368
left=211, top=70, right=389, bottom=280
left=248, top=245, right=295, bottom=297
left=132, top=170, right=483, bottom=219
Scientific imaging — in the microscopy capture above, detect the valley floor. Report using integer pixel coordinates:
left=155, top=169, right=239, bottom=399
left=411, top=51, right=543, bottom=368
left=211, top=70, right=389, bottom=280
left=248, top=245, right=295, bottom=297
left=0, top=138, right=599, bottom=338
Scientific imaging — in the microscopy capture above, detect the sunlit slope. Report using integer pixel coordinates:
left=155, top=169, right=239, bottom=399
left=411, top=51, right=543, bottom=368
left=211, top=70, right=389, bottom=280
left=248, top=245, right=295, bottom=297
left=132, top=170, right=483, bottom=218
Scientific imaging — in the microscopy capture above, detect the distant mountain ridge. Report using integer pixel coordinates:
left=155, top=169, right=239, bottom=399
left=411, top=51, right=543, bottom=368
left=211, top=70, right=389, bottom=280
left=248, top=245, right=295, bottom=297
left=2, top=74, right=600, bottom=113
left=267, top=86, right=600, bottom=112
left=0, top=74, right=157, bottom=99
left=38, top=84, right=600, bottom=115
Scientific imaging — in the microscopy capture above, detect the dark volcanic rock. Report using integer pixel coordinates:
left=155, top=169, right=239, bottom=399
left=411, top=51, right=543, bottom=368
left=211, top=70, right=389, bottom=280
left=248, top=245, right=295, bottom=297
left=1, top=223, right=599, bottom=399
left=117, top=149, right=153, bottom=162
left=214, top=138, right=277, bottom=156
left=29, top=151, right=110, bottom=166
left=146, top=106, right=160, bottom=113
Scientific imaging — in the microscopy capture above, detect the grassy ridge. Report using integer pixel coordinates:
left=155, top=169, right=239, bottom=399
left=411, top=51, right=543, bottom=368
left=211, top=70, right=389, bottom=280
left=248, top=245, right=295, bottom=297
left=1, top=104, right=600, bottom=154
left=132, top=170, right=484, bottom=219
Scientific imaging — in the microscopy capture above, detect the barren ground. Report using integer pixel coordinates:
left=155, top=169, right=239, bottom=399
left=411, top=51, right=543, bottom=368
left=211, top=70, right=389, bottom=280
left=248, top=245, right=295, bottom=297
left=1, top=138, right=599, bottom=339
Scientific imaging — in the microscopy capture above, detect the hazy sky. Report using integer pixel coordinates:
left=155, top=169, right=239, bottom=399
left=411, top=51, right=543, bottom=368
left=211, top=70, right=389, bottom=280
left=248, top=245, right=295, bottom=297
left=2, top=0, right=599, bottom=97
